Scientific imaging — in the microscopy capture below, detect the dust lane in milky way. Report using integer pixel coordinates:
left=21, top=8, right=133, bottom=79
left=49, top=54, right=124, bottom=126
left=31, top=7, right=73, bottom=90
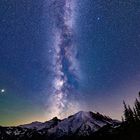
left=48, top=0, right=80, bottom=118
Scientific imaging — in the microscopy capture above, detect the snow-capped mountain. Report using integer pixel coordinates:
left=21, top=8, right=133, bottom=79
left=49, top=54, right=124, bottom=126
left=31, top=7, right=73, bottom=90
left=0, top=111, right=120, bottom=140
left=47, top=111, right=118, bottom=136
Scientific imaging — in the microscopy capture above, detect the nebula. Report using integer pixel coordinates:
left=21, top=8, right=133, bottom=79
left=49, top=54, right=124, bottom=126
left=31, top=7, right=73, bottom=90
left=48, top=0, right=80, bottom=118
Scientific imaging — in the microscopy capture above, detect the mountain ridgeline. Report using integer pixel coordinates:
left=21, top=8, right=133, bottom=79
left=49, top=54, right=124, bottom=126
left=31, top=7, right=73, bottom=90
left=0, top=93, right=140, bottom=140
left=0, top=111, right=120, bottom=140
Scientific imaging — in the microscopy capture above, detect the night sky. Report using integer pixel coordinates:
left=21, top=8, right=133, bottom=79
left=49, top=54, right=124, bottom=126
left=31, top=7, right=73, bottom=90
left=0, top=0, right=140, bottom=126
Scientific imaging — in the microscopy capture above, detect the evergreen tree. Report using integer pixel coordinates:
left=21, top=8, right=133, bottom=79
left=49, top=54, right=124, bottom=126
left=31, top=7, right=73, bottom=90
left=123, top=92, right=140, bottom=123
left=123, top=101, right=129, bottom=122
left=134, top=98, right=140, bottom=120
left=133, top=107, right=138, bottom=121
left=127, top=105, right=134, bottom=123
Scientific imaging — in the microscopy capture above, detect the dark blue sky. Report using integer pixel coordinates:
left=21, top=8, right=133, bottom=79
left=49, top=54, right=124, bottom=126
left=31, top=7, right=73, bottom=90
left=0, top=0, right=140, bottom=126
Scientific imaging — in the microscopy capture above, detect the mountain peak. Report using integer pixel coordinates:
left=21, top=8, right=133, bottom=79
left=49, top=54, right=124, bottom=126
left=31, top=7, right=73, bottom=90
left=52, top=117, right=59, bottom=121
left=46, top=111, right=119, bottom=137
left=0, top=111, right=120, bottom=139
left=75, top=111, right=90, bottom=115
left=71, top=111, right=93, bottom=121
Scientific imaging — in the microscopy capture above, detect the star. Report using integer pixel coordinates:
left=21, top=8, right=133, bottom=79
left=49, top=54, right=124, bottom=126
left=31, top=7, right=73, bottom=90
left=1, top=89, right=5, bottom=93
left=97, top=17, right=100, bottom=21
left=48, top=49, right=52, bottom=53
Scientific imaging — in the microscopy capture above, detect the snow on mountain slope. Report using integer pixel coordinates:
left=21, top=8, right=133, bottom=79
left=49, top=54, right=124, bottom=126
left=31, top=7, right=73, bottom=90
left=0, top=111, right=120, bottom=140
left=20, top=117, right=60, bottom=130
left=17, top=111, right=119, bottom=137
left=47, top=111, right=119, bottom=136
left=20, top=121, right=42, bottom=129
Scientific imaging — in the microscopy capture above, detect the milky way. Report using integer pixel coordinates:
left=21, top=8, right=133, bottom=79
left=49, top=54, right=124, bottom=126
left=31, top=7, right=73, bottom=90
left=48, top=0, right=80, bottom=118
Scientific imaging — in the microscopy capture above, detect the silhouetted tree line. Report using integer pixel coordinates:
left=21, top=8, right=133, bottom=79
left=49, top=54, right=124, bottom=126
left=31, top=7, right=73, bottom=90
left=123, top=92, right=140, bottom=124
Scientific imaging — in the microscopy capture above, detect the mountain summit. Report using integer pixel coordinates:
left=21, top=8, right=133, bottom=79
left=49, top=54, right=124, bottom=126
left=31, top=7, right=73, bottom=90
left=0, top=111, right=120, bottom=140
left=46, top=111, right=118, bottom=137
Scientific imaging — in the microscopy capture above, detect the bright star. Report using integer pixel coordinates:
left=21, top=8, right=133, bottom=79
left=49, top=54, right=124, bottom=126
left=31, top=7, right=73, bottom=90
left=1, top=89, right=5, bottom=93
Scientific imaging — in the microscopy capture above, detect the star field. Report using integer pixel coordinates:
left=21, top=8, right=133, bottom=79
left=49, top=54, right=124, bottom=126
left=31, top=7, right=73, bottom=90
left=0, top=0, right=140, bottom=126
